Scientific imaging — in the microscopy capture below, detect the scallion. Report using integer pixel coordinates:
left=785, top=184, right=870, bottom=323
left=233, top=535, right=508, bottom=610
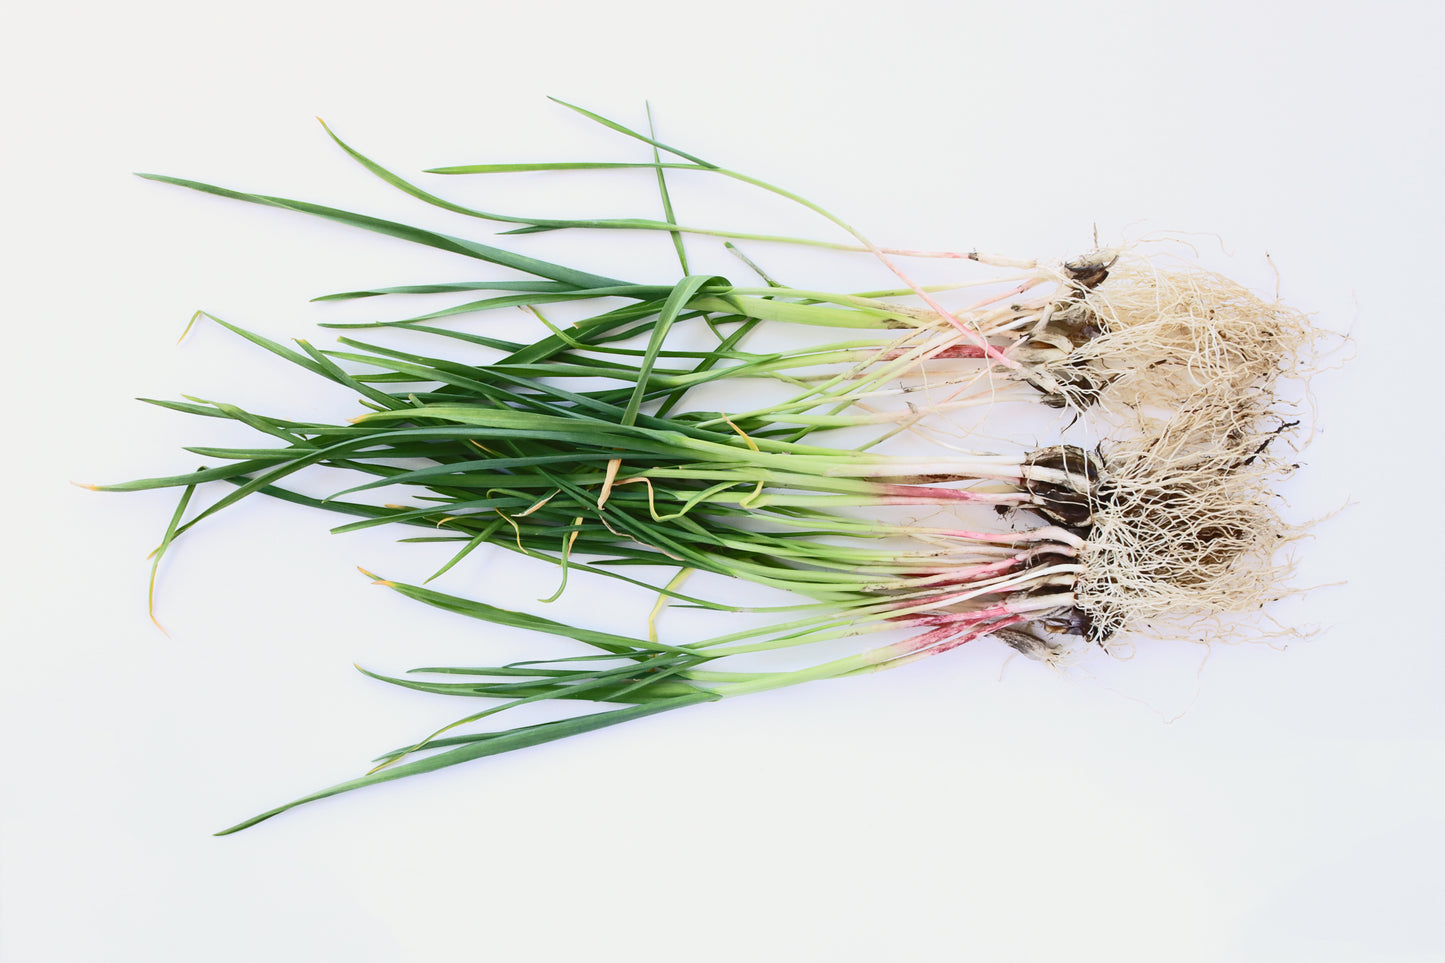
left=97, top=102, right=1319, bottom=832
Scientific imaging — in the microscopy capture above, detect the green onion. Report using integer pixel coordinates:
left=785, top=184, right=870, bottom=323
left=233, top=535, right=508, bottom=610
left=98, top=101, right=1318, bottom=832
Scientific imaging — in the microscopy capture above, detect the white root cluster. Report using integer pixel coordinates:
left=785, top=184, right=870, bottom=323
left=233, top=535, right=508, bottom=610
left=844, top=247, right=1316, bottom=427
left=1073, top=405, right=1302, bottom=648
left=884, top=248, right=1321, bottom=658
left=1043, top=251, right=1316, bottom=419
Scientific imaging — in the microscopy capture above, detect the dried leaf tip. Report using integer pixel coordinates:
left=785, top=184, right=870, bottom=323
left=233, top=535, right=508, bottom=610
left=357, top=566, right=396, bottom=588
left=177, top=309, right=205, bottom=345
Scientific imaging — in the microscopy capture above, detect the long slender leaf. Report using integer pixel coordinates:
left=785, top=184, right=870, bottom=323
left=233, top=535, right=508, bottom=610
left=368, top=574, right=706, bottom=657
left=136, top=173, right=629, bottom=290
left=214, top=692, right=715, bottom=834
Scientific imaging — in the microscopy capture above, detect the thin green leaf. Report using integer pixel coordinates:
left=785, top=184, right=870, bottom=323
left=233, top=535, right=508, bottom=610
left=367, top=572, right=706, bottom=656
left=147, top=479, right=198, bottom=631
left=425, top=161, right=705, bottom=174
left=214, top=693, right=715, bottom=834
left=136, top=173, right=628, bottom=290
left=621, top=275, right=726, bottom=429
left=546, top=98, right=718, bottom=169
left=647, top=102, right=689, bottom=275
left=313, top=280, right=577, bottom=302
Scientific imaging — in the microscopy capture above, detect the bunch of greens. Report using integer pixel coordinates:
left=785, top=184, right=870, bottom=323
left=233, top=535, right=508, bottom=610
left=97, top=101, right=1314, bottom=832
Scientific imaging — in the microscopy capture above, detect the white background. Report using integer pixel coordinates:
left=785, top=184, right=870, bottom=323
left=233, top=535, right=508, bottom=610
left=4, top=1, right=1442, bottom=961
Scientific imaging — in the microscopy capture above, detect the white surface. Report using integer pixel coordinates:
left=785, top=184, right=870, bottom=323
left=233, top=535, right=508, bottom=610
left=4, top=2, right=1442, bottom=961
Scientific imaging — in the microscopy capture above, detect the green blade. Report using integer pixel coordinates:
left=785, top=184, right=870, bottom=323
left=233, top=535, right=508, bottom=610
left=425, top=161, right=705, bottom=174
left=546, top=98, right=718, bottom=169
left=214, top=692, right=715, bottom=834
left=135, top=173, right=628, bottom=290
left=369, top=573, right=706, bottom=656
